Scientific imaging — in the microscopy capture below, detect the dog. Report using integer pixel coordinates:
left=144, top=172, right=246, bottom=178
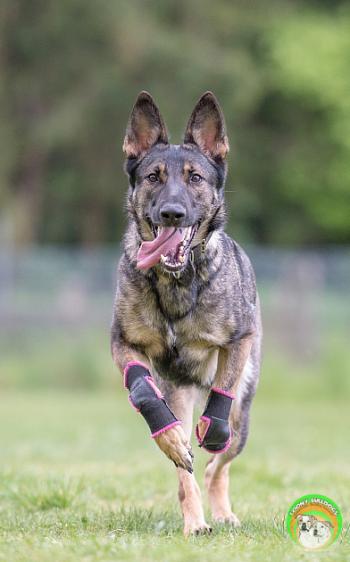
left=297, top=515, right=332, bottom=548
left=297, top=515, right=317, bottom=547
left=297, top=514, right=316, bottom=532
left=312, top=519, right=332, bottom=546
left=111, top=91, right=262, bottom=536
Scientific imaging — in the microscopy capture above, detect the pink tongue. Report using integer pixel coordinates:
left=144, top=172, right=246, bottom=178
left=136, top=227, right=184, bottom=270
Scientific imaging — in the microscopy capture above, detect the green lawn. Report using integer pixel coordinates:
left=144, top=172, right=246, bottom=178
left=0, top=378, right=349, bottom=561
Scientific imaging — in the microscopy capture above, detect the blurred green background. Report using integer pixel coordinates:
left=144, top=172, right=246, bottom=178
left=0, top=1, right=350, bottom=560
left=1, top=0, right=350, bottom=246
left=0, top=0, right=349, bottom=394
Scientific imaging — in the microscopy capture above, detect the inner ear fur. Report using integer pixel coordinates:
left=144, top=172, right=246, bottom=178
left=184, top=91, right=229, bottom=160
left=123, top=91, right=168, bottom=158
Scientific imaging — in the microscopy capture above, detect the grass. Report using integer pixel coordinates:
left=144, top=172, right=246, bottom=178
left=1, top=250, right=349, bottom=559
left=1, top=364, right=350, bottom=561
left=1, top=309, right=350, bottom=561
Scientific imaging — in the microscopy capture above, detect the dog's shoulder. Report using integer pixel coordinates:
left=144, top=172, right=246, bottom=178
left=217, top=232, right=257, bottom=302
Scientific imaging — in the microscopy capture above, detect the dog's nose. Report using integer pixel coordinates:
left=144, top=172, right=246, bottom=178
left=302, top=523, right=307, bottom=530
left=159, top=203, right=186, bottom=225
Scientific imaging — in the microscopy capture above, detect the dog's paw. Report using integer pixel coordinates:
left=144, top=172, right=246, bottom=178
left=184, top=522, right=212, bottom=537
left=196, top=416, right=231, bottom=453
left=154, top=424, right=193, bottom=473
left=213, top=512, right=241, bottom=527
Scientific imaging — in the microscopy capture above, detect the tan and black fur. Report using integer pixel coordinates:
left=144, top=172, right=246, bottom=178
left=111, top=91, right=262, bottom=536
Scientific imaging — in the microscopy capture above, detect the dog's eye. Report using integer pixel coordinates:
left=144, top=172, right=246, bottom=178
left=147, top=173, right=158, bottom=183
left=190, top=173, right=202, bottom=183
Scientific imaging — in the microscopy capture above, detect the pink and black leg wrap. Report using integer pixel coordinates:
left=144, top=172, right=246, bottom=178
left=124, top=362, right=181, bottom=438
left=195, top=387, right=234, bottom=453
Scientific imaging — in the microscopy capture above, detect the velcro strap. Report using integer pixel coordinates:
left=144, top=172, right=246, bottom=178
left=124, top=362, right=180, bottom=438
left=196, top=387, right=234, bottom=453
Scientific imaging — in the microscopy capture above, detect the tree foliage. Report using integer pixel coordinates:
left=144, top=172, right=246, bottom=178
left=0, top=0, right=349, bottom=246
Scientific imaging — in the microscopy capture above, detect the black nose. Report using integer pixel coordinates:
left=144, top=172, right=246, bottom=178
left=302, top=523, right=307, bottom=530
left=159, top=203, right=186, bottom=225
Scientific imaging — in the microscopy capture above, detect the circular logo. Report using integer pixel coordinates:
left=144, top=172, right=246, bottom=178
left=285, top=494, right=342, bottom=550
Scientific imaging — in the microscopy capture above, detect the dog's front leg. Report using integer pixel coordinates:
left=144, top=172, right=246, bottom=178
left=196, top=334, right=253, bottom=450
left=160, top=384, right=211, bottom=537
left=111, top=342, right=193, bottom=473
left=196, top=334, right=254, bottom=526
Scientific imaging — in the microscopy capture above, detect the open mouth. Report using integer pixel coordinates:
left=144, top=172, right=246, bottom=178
left=136, top=224, right=198, bottom=272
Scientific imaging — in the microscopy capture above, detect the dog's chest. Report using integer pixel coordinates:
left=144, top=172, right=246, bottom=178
left=148, top=306, right=232, bottom=385
left=121, top=267, right=237, bottom=384
left=163, top=309, right=230, bottom=349
left=164, top=321, right=177, bottom=350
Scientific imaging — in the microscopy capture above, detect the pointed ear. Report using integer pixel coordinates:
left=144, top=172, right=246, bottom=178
left=184, top=92, right=229, bottom=160
left=123, top=91, right=168, bottom=158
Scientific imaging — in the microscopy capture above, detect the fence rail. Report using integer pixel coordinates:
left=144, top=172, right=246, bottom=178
left=1, top=246, right=349, bottom=362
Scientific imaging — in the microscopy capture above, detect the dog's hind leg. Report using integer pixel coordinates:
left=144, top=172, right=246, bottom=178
left=203, top=398, right=250, bottom=527
left=177, top=468, right=212, bottom=537
left=204, top=413, right=247, bottom=527
left=161, top=383, right=211, bottom=537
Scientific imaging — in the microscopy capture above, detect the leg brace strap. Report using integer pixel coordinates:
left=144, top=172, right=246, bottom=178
left=124, top=362, right=180, bottom=438
left=195, top=387, right=234, bottom=453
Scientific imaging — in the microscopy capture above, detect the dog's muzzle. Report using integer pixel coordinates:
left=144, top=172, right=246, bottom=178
left=136, top=224, right=198, bottom=273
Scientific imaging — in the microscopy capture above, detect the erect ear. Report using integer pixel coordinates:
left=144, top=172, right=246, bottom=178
left=123, top=91, right=168, bottom=158
left=184, top=91, right=229, bottom=160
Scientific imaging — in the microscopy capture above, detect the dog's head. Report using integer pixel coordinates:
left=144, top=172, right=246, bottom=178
left=313, top=519, right=332, bottom=540
left=297, top=514, right=316, bottom=532
left=123, top=91, right=229, bottom=273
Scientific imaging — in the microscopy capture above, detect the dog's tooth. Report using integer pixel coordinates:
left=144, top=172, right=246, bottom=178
left=179, top=255, right=185, bottom=263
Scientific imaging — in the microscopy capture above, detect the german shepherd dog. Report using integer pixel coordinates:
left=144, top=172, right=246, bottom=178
left=111, top=91, right=262, bottom=536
